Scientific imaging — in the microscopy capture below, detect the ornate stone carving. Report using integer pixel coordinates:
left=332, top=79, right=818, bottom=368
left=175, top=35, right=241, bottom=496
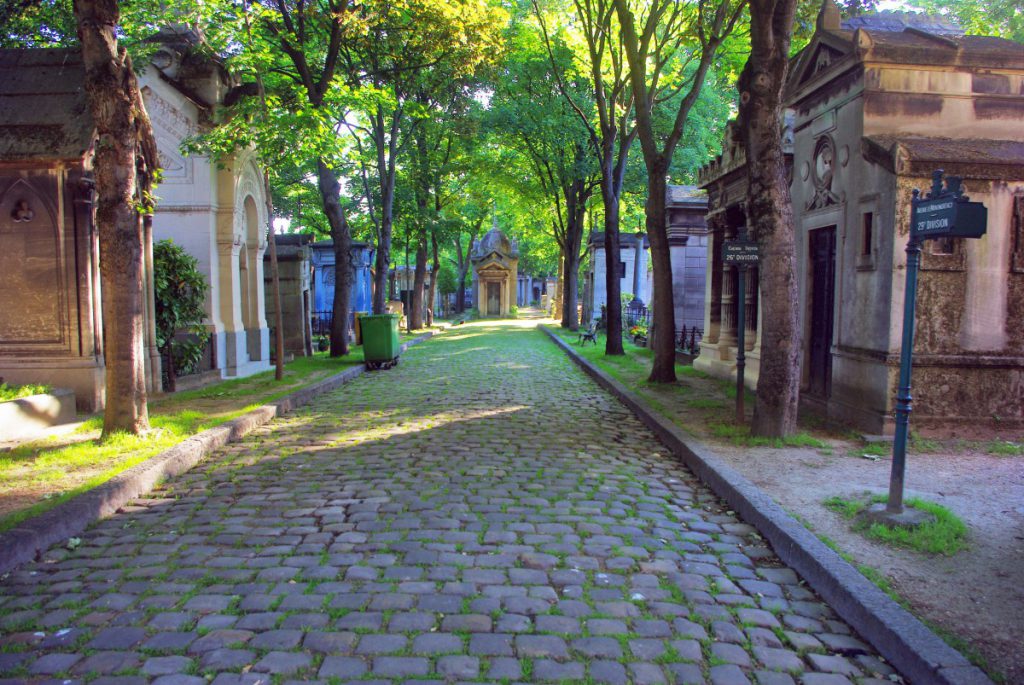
left=806, top=136, right=840, bottom=210
left=10, top=199, right=33, bottom=223
left=142, top=87, right=195, bottom=184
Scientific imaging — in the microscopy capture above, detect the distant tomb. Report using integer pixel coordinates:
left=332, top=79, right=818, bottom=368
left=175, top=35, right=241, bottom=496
left=471, top=219, right=519, bottom=317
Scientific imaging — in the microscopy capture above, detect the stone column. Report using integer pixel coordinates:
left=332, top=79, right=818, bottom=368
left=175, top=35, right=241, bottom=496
left=630, top=233, right=638, bottom=301
left=704, top=215, right=724, bottom=344
left=216, top=234, right=248, bottom=374
left=717, top=220, right=738, bottom=349
left=143, top=219, right=162, bottom=392
left=744, top=267, right=758, bottom=351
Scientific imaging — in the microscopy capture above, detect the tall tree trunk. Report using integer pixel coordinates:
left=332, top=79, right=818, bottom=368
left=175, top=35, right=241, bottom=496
left=601, top=177, right=624, bottom=355
left=317, top=160, right=352, bottom=357
left=263, top=171, right=285, bottom=379
left=411, top=240, right=426, bottom=330
left=75, top=0, right=152, bottom=436
left=427, top=230, right=440, bottom=325
left=372, top=202, right=393, bottom=315
left=645, top=167, right=677, bottom=382
left=561, top=186, right=587, bottom=331
left=553, top=254, right=564, bottom=321
left=742, top=0, right=800, bottom=436
left=371, top=108, right=399, bottom=315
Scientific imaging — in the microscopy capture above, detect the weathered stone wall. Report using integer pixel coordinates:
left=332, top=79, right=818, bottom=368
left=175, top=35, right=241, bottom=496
left=141, top=68, right=271, bottom=380
left=0, top=169, right=105, bottom=411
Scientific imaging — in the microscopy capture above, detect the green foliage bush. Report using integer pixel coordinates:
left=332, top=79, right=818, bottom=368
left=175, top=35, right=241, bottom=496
left=0, top=382, right=52, bottom=402
left=154, top=240, right=210, bottom=388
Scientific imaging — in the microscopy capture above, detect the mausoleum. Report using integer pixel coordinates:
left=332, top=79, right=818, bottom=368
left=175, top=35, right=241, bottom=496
left=697, top=2, right=1024, bottom=433
left=471, top=220, right=519, bottom=317
left=0, top=49, right=161, bottom=411
left=140, top=33, right=272, bottom=380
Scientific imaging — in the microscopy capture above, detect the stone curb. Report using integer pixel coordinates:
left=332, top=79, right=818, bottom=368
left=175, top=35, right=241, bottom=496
left=542, top=326, right=991, bottom=685
left=0, top=330, right=438, bottom=577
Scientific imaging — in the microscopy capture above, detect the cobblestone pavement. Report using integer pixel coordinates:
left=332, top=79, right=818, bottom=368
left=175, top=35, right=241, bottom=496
left=0, top=322, right=898, bottom=685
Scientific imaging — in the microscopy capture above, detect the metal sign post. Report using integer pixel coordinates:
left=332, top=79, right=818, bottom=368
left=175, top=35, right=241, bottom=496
left=723, top=231, right=759, bottom=423
left=876, top=170, right=987, bottom=523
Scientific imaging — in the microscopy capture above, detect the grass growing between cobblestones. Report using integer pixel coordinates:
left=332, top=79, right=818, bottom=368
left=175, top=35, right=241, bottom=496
left=0, top=336, right=426, bottom=531
left=548, top=326, right=826, bottom=449
left=823, top=494, right=968, bottom=555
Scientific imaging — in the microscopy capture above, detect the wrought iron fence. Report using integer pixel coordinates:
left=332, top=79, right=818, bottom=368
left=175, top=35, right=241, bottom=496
left=312, top=311, right=333, bottom=337
left=622, top=303, right=650, bottom=328
left=677, top=324, right=703, bottom=355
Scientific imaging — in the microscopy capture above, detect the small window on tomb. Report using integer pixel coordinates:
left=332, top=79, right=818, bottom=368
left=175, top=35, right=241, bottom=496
left=618, top=261, right=627, bottom=279
left=861, top=213, right=873, bottom=256
left=856, top=211, right=876, bottom=271
left=1012, top=195, right=1024, bottom=273
left=930, top=237, right=955, bottom=256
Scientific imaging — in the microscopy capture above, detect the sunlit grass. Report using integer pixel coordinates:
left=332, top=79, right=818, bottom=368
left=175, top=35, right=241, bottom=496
left=709, top=420, right=826, bottom=448
left=824, top=494, right=968, bottom=555
left=0, top=382, right=52, bottom=402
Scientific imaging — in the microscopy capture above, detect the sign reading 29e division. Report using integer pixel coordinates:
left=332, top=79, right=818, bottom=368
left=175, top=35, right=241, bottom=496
left=911, top=175, right=987, bottom=240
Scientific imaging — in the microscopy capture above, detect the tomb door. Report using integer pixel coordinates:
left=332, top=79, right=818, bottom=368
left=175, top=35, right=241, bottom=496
left=487, top=281, right=501, bottom=316
left=807, top=227, right=836, bottom=398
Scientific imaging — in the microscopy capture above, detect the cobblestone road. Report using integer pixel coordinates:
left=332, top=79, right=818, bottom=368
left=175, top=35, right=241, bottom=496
left=0, top=322, right=896, bottom=685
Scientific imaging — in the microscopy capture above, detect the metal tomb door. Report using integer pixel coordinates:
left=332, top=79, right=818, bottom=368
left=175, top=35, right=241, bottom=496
left=807, top=227, right=836, bottom=398
left=487, top=282, right=500, bottom=316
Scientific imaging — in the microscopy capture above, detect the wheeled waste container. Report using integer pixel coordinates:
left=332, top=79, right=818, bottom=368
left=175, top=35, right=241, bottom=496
left=360, top=313, right=401, bottom=370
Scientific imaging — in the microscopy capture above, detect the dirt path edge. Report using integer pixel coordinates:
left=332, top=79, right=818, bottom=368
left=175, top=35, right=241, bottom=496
left=0, top=331, right=438, bottom=577
left=542, top=325, right=991, bottom=685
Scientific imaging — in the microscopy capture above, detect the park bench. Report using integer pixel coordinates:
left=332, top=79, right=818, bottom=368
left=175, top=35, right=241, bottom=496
left=578, top=321, right=598, bottom=346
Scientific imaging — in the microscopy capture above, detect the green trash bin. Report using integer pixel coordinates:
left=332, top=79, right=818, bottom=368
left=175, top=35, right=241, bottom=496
left=360, top=314, right=401, bottom=370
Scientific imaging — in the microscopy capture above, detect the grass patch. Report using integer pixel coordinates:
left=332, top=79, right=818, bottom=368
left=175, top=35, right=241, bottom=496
left=546, top=325, right=832, bottom=450
left=0, top=382, right=52, bottom=402
left=986, top=440, right=1023, bottom=457
left=709, top=421, right=826, bottom=449
left=686, top=398, right=725, bottom=410
left=852, top=441, right=890, bottom=457
left=824, top=494, right=967, bottom=555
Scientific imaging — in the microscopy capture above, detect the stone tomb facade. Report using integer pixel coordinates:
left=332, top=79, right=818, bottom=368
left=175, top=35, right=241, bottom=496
left=582, top=185, right=708, bottom=335
left=140, top=35, right=271, bottom=379
left=666, top=185, right=710, bottom=334
left=583, top=232, right=650, bottom=325
left=0, top=49, right=161, bottom=411
left=698, top=4, right=1024, bottom=433
left=696, top=120, right=793, bottom=387
left=310, top=239, right=375, bottom=333
left=471, top=223, right=519, bottom=317
left=264, top=234, right=313, bottom=358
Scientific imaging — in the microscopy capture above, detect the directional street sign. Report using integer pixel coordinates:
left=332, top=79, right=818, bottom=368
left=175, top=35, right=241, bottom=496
left=723, top=240, right=759, bottom=264
left=911, top=176, right=987, bottom=240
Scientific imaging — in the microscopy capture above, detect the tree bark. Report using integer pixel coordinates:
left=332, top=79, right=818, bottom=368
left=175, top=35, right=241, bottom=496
left=561, top=182, right=588, bottom=331
left=741, top=0, right=801, bottom=437
left=601, top=177, right=624, bottom=354
left=75, top=0, right=153, bottom=436
left=371, top=107, right=399, bottom=315
left=427, top=229, right=440, bottom=325
left=411, top=240, right=427, bottom=330
left=645, top=167, right=677, bottom=382
left=553, top=254, right=564, bottom=322
left=317, top=159, right=353, bottom=357
left=263, top=171, right=285, bottom=379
